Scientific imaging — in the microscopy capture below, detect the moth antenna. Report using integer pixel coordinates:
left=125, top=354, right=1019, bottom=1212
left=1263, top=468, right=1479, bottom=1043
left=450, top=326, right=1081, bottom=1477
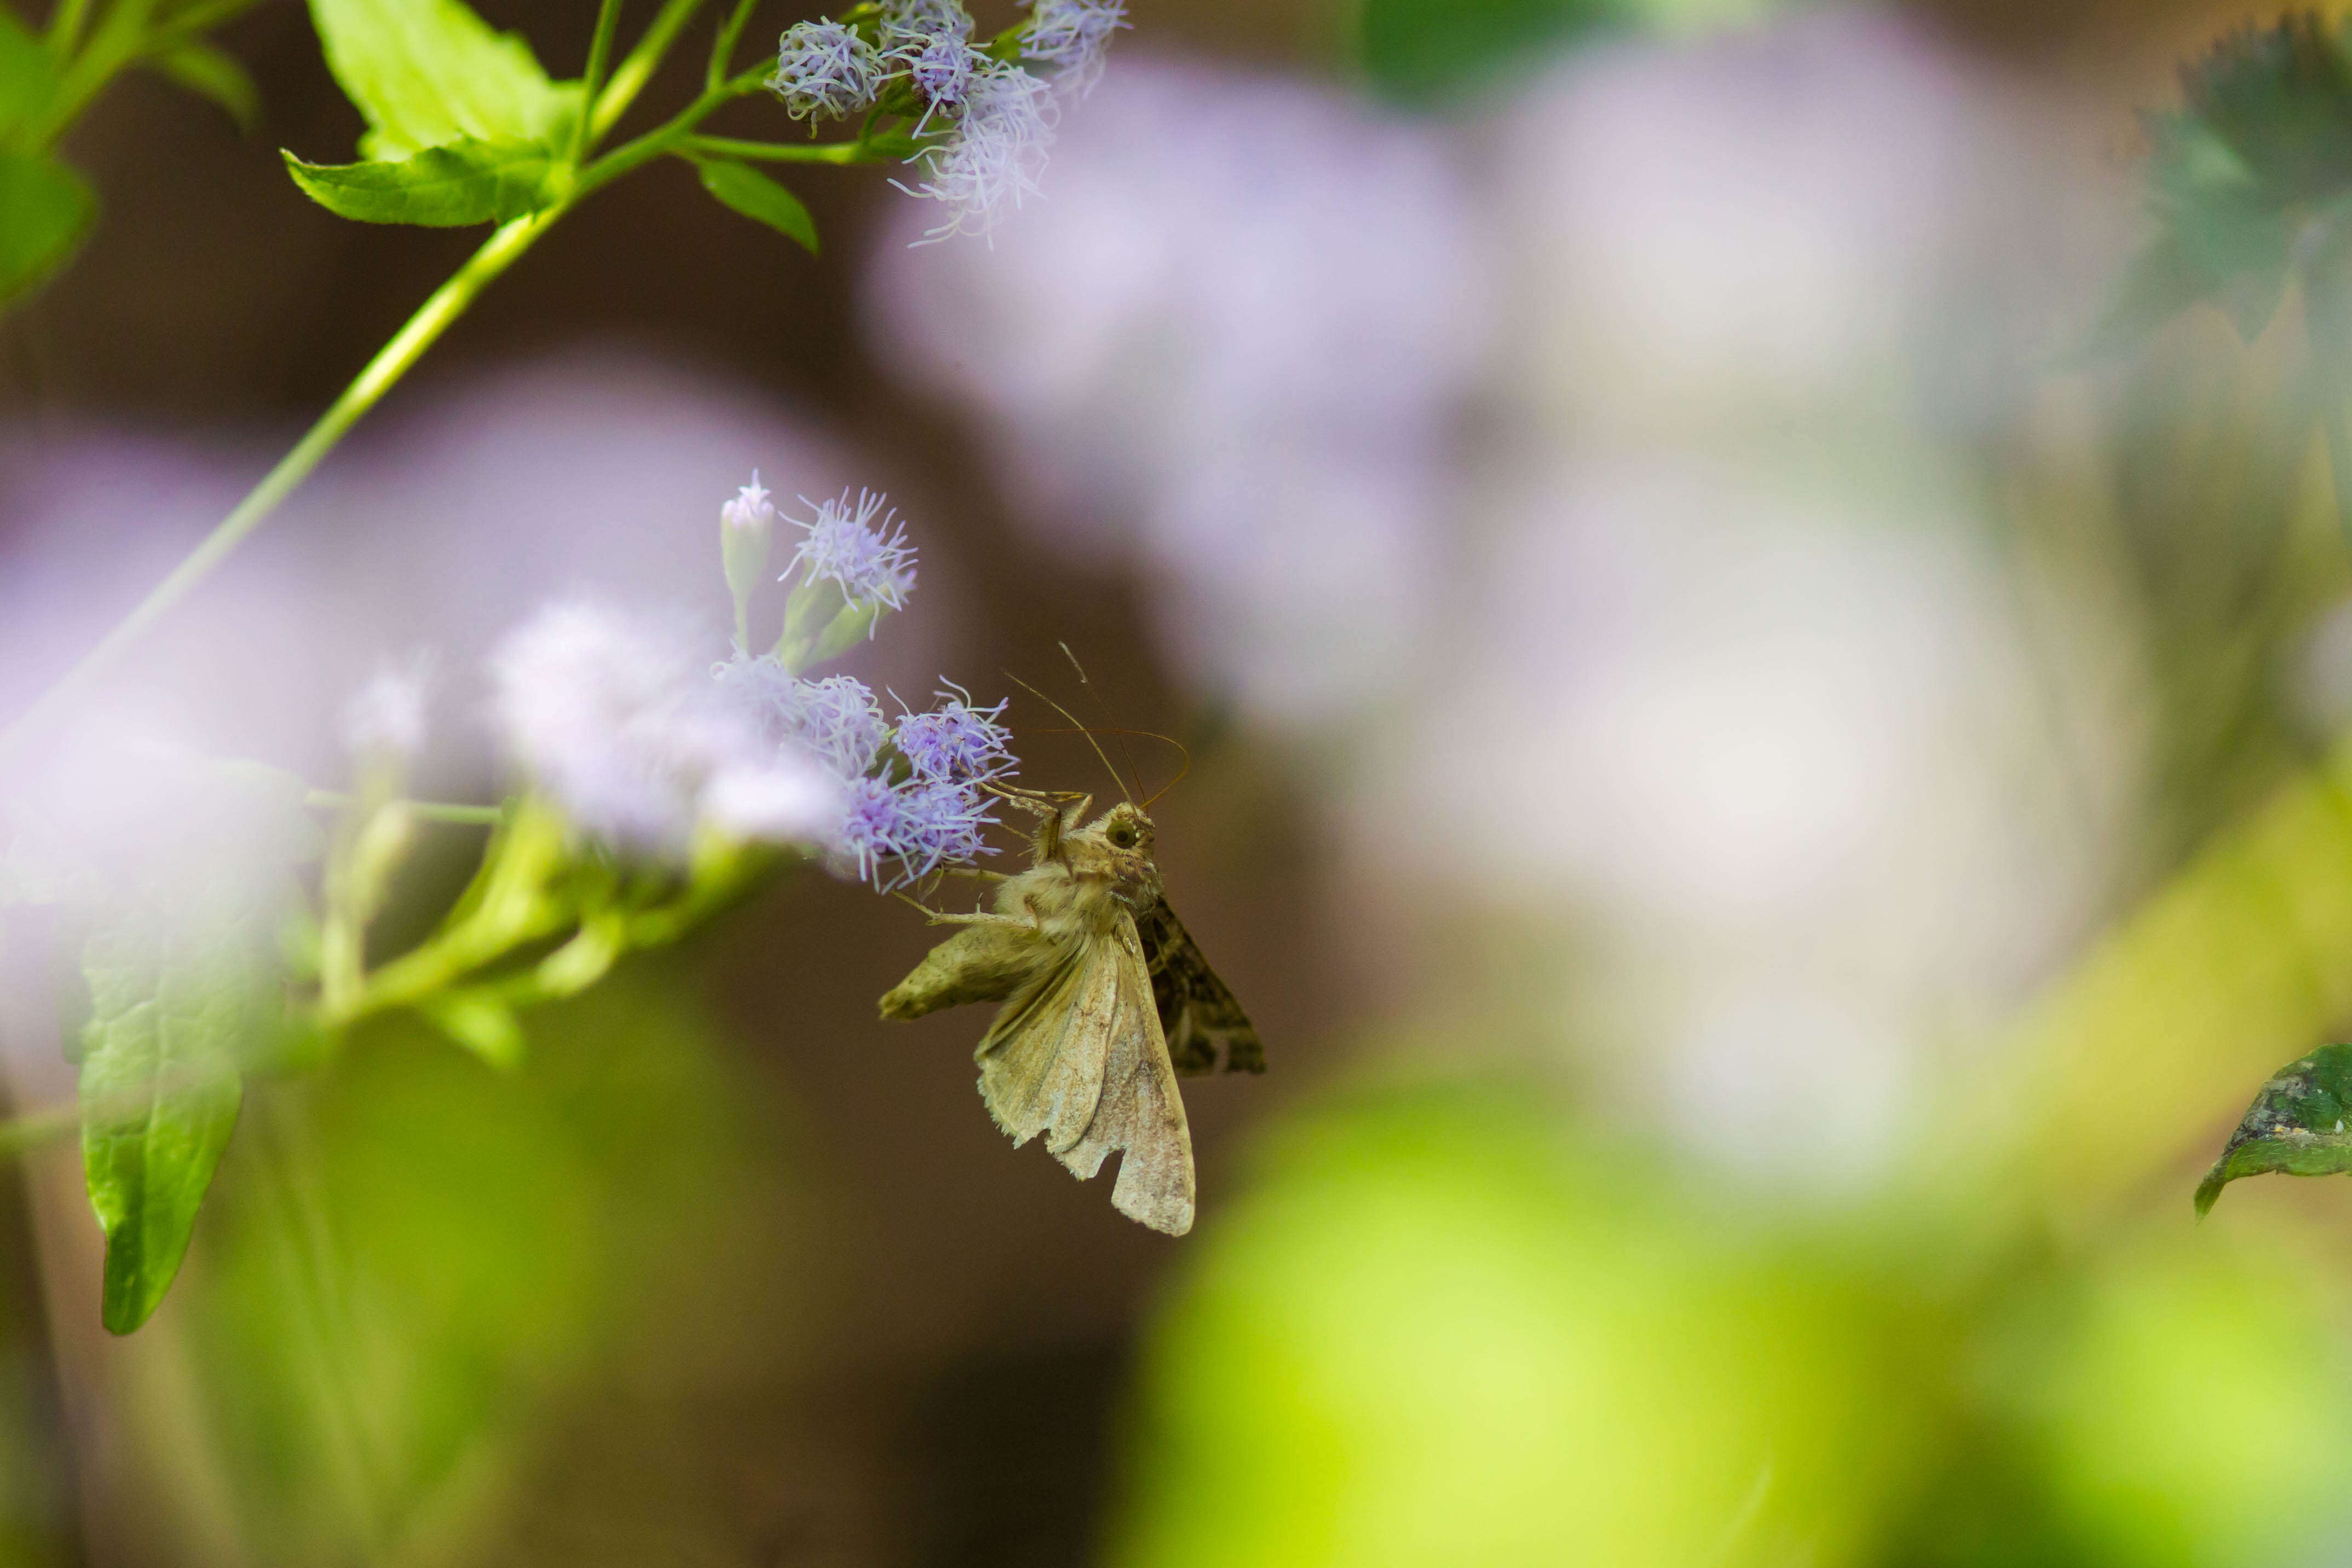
left=1005, top=670, right=1131, bottom=805
left=1019, top=726, right=1192, bottom=808
left=1059, top=642, right=1150, bottom=804
left=1139, top=731, right=1193, bottom=809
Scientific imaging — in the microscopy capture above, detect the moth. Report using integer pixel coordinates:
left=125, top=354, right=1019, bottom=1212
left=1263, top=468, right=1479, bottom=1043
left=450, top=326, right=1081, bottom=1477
left=877, top=787, right=1263, bottom=1236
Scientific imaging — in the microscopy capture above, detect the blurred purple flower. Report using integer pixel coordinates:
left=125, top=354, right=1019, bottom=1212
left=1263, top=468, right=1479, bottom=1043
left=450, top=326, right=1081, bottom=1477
left=342, top=653, right=434, bottom=761
left=489, top=602, right=839, bottom=854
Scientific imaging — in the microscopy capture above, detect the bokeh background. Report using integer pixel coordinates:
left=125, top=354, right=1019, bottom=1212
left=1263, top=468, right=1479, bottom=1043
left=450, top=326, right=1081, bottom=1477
left=12, top=0, right=2352, bottom=1563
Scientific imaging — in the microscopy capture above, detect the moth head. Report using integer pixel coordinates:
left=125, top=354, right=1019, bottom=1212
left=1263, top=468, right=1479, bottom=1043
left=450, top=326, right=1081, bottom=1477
left=1092, top=801, right=1153, bottom=852
left=1070, top=800, right=1158, bottom=902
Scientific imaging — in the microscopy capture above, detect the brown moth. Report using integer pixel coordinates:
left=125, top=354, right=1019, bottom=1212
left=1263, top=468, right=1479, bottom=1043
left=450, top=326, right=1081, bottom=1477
left=877, top=788, right=1263, bottom=1235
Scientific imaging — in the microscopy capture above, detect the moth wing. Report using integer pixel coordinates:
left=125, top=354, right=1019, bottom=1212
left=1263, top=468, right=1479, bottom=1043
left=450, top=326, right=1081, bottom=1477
left=975, top=937, right=1117, bottom=1161
left=1137, top=897, right=1264, bottom=1076
left=1059, top=912, right=1196, bottom=1236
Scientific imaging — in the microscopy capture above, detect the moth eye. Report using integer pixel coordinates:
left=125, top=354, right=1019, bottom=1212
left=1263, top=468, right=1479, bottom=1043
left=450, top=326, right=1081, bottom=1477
left=1108, top=823, right=1138, bottom=849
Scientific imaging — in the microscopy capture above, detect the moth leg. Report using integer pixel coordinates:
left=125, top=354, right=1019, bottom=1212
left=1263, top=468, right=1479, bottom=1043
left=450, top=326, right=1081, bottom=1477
left=941, top=868, right=1012, bottom=883
left=985, top=785, right=1088, bottom=818
left=922, top=910, right=1041, bottom=931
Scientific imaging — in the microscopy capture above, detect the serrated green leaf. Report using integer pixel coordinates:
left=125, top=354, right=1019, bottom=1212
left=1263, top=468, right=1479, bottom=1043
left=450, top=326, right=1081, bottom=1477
left=694, top=158, right=818, bottom=254
left=2195, top=1042, right=2352, bottom=1215
left=0, top=151, right=93, bottom=305
left=80, top=915, right=273, bottom=1334
left=0, top=3, right=55, bottom=144
left=152, top=41, right=261, bottom=134
left=306, top=0, right=578, bottom=160
left=283, top=137, right=560, bottom=226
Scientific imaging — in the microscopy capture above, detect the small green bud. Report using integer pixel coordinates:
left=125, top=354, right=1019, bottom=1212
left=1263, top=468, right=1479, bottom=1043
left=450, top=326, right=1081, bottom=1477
left=722, top=474, right=777, bottom=654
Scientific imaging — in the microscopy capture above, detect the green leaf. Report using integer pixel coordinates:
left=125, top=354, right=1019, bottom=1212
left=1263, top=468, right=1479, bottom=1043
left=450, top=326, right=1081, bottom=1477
left=0, top=151, right=93, bottom=306
left=2195, top=1042, right=2352, bottom=1215
left=305, top=0, right=579, bottom=160
left=0, top=2, right=55, bottom=143
left=694, top=158, right=818, bottom=254
left=151, top=41, right=261, bottom=134
left=283, top=136, right=560, bottom=226
left=79, top=915, right=274, bottom=1334
left=2080, top=237, right=2213, bottom=359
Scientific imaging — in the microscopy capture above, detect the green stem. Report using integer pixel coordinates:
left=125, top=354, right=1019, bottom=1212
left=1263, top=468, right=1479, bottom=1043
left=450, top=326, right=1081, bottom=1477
left=573, top=65, right=769, bottom=194
left=140, top=0, right=258, bottom=50
left=303, top=790, right=505, bottom=826
left=681, top=132, right=878, bottom=164
left=32, top=0, right=154, bottom=146
left=0, top=211, right=558, bottom=769
left=44, top=0, right=91, bottom=58
left=572, top=0, right=627, bottom=164
left=0, top=1100, right=79, bottom=1160
left=707, top=0, right=759, bottom=90
left=31, top=0, right=262, bottom=147
left=593, top=0, right=707, bottom=139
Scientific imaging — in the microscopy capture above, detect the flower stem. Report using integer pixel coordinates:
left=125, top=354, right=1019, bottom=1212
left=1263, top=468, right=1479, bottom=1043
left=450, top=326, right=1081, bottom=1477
left=708, top=0, right=760, bottom=90
left=0, top=211, right=560, bottom=770
left=682, top=133, right=880, bottom=164
left=0, top=1100, right=79, bottom=1160
left=593, top=0, right=708, bottom=140
left=303, top=790, right=505, bottom=826
left=44, top=0, right=91, bottom=59
left=571, top=0, right=628, bottom=165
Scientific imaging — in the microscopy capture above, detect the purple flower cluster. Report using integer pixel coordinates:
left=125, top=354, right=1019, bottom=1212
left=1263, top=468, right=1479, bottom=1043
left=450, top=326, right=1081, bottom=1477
left=1021, top=0, right=1127, bottom=94
left=769, top=19, right=883, bottom=121
left=708, top=658, right=1017, bottom=890
left=785, top=488, right=918, bottom=614
left=894, top=688, right=1015, bottom=783
left=770, top=0, right=1132, bottom=243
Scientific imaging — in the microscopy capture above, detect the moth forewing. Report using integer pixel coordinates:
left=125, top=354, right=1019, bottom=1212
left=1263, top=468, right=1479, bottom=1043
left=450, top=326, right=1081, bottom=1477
left=877, top=798, right=1241, bottom=1237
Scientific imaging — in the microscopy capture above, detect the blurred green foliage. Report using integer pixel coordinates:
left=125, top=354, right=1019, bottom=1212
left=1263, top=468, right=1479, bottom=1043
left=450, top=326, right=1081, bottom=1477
left=1112, top=1086, right=2352, bottom=1567
left=1351, top=0, right=1773, bottom=106
left=98, top=961, right=809, bottom=1567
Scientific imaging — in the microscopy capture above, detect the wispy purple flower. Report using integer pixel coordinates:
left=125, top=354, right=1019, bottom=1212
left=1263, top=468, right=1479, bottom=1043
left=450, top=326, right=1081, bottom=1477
left=792, top=674, right=891, bottom=777
left=831, top=774, right=908, bottom=885
left=896, top=30, right=987, bottom=132
left=1021, top=0, right=1126, bottom=94
left=769, top=19, right=883, bottom=122
left=895, top=777, right=999, bottom=869
left=884, top=0, right=975, bottom=36
left=898, top=61, right=1057, bottom=242
left=895, top=688, right=1014, bottom=782
left=785, top=488, right=918, bottom=613
left=825, top=773, right=1000, bottom=889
